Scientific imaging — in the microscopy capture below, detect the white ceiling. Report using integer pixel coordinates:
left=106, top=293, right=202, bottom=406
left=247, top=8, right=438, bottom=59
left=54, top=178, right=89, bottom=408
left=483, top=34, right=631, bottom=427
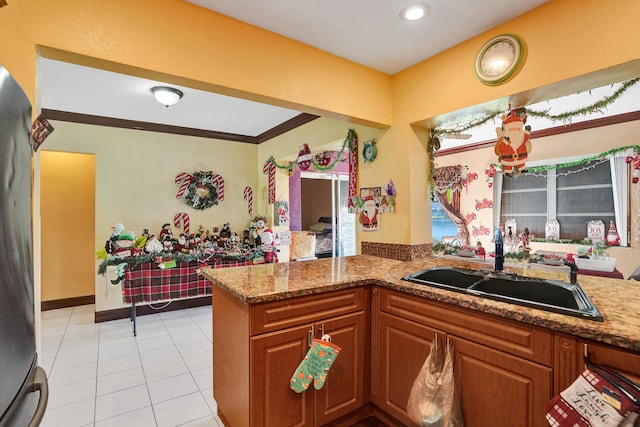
left=44, top=0, right=601, bottom=144
left=186, top=0, right=549, bottom=75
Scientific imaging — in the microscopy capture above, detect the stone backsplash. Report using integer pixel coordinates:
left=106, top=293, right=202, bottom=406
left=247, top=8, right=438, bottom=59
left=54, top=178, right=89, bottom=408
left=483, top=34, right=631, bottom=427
left=361, top=242, right=432, bottom=261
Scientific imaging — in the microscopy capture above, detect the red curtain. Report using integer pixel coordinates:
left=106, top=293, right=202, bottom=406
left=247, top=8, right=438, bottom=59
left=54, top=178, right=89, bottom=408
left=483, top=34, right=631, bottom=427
left=433, top=165, right=470, bottom=246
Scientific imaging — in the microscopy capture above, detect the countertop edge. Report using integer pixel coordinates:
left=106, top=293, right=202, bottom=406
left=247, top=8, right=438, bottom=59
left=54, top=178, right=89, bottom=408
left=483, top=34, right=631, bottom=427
left=202, top=257, right=640, bottom=352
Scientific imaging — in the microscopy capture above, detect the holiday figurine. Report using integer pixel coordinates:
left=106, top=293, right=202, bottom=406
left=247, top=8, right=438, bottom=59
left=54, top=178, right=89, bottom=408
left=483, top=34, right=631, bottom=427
left=485, top=164, right=496, bottom=188
left=626, top=154, right=640, bottom=184
left=254, top=216, right=278, bottom=263
left=219, top=222, right=232, bottom=247
left=607, top=220, right=621, bottom=246
left=494, top=109, right=532, bottom=177
left=145, top=235, right=163, bottom=254
left=385, top=179, right=396, bottom=196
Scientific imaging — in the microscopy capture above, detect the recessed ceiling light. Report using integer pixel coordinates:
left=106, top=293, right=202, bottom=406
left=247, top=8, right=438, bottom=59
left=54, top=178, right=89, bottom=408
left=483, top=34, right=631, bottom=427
left=400, top=3, right=430, bottom=21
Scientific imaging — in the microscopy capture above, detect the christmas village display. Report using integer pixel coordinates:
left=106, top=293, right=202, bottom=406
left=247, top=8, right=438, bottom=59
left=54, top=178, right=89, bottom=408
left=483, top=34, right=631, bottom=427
left=97, top=215, right=279, bottom=276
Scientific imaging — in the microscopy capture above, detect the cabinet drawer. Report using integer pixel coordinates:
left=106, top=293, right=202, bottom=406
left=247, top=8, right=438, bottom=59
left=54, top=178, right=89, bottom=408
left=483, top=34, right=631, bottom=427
left=580, top=340, right=640, bottom=384
left=379, top=288, right=553, bottom=366
left=250, top=287, right=366, bottom=335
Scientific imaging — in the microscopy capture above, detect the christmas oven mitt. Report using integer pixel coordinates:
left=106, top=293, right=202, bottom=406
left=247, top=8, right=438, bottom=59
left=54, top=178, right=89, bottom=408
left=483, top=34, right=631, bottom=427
left=290, top=337, right=341, bottom=393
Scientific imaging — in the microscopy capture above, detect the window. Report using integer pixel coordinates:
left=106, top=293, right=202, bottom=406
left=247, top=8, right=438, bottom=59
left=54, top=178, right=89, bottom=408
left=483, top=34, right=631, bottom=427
left=431, top=198, right=459, bottom=242
left=498, top=156, right=629, bottom=244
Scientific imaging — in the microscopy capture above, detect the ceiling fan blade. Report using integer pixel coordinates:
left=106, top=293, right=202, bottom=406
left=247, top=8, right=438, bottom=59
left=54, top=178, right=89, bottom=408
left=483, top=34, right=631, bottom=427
left=442, top=133, right=472, bottom=140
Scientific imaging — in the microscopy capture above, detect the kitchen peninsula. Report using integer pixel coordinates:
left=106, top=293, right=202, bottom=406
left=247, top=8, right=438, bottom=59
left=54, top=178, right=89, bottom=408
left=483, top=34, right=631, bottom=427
left=202, top=255, right=640, bottom=427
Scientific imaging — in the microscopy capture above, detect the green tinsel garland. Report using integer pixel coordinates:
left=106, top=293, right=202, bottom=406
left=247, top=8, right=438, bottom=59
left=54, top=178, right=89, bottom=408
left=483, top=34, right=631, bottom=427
left=97, top=252, right=250, bottom=275
left=268, top=128, right=357, bottom=171
left=427, top=78, right=640, bottom=187
left=491, top=145, right=640, bottom=175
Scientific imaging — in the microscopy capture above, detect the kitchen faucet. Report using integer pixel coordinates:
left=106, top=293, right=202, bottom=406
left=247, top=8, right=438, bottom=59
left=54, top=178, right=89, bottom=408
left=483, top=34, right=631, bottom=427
left=563, top=258, right=578, bottom=284
left=494, top=228, right=504, bottom=271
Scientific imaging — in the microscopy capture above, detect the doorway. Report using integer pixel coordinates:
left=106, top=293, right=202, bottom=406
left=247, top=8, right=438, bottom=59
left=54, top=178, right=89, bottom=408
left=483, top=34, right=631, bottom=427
left=301, top=172, right=356, bottom=257
left=40, top=151, right=96, bottom=307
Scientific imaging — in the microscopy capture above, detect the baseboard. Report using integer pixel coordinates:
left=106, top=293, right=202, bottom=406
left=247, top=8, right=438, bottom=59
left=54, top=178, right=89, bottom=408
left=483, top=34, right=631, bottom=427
left=94, top=295, right=211, bottom=323
left=41, top=295, right=95, bottom=311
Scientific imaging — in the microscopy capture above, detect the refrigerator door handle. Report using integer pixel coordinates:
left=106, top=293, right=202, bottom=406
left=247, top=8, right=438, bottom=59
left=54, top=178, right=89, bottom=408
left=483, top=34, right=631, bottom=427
left=26, top=367, right=48, bottom=427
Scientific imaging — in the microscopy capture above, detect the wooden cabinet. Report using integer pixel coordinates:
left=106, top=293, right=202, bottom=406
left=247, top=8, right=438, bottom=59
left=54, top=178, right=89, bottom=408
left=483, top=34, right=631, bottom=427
left=449, top=336, right=552, bottom=427
left=250, top=311, right=366, bottom=427
left=372, top=288, right=553, bottom=427
left=250, top=323, right=313, bottom=427
left=213, top=286, right=368, bottom=427
left=375, top=310, right=442, bottom=425
left=214, top=280, right=639, bottom=427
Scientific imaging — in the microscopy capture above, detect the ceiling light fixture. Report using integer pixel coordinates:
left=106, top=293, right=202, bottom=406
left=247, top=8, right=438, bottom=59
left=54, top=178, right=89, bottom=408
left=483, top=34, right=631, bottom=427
left=150, top=86, right=183, bottom=107
left=400, top=3, right=430, bottom=21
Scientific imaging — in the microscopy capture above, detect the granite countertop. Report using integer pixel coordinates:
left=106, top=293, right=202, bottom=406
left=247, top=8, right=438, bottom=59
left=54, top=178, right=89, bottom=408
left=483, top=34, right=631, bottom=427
left=201, top=255, right=640, bottom=352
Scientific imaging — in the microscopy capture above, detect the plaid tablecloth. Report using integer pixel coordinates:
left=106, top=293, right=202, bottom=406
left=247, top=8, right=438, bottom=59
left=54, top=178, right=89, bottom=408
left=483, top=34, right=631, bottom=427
left=122, top=258, right=252, bottom=304
left=579, top=268, right=624, bottom=279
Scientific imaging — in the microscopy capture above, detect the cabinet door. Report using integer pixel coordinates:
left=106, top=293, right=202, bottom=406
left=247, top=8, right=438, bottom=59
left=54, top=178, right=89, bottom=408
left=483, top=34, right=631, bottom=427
left=450, top=336, right=552, bottom=427
left=251, top=324, right=314, bottom=427
left=314, top=311, right=366, bottom=426
left=376, top=311, right=441, bottom=425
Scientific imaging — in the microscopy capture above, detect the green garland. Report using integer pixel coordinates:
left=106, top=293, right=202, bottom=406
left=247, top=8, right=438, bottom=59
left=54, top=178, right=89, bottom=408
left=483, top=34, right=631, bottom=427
left=97, top=251, right=250, bottom=275
left=521, top=145, right=640, bottom=173
left=268, top=128, right=357, bottom=172
left=427, top=78, right=640, bottom=187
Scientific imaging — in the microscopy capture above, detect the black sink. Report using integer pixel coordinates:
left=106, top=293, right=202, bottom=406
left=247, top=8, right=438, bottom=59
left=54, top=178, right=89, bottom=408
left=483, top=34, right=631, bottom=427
left=403, top=267, right=485, bottom=291
left=402, top=267, right=603, bottom=322
left=468, top=276, right=603, bottom=322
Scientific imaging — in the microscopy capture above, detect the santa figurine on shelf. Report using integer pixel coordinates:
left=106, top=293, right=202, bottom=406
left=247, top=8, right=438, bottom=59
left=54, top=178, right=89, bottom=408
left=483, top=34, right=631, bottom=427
left=255, top=217, right=278, bottom=263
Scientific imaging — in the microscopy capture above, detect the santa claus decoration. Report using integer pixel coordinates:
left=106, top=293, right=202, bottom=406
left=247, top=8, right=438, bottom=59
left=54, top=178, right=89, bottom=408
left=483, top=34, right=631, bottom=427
left=607, top=220, right=621, bottom=246
left=359, top=196, right=380, bottom=231
left=494, top=108, right=532, bottom=177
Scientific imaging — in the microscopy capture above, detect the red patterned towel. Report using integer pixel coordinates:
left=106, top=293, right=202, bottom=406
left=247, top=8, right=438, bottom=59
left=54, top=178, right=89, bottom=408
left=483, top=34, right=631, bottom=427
left=546, top=368, right=639, bottom=426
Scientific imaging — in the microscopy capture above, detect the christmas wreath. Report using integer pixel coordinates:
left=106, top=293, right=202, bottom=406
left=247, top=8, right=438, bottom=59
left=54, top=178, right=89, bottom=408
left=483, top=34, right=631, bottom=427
left=182, top=171, right=219, bottom=210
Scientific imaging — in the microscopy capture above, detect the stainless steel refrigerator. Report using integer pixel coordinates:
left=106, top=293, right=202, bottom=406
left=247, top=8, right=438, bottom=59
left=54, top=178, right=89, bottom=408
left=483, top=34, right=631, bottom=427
left=0, top=65, right=48, bottom=426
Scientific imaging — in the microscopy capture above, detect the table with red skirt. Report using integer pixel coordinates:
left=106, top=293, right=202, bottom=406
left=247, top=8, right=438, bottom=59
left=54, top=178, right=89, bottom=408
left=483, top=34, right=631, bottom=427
left=122, top=257, right=252, bottom=335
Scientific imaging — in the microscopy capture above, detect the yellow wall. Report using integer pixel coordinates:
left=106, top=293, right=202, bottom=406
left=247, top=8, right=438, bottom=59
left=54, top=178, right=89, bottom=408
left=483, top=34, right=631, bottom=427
left=2, top=0, right=640, bottom=311
left=43, top=121, right=258, bottom=311
left=41, top=151, right=96, bottom=301
left=389, top=0, right=640, bottom=246
left=0, top=0, right=391, bottom=127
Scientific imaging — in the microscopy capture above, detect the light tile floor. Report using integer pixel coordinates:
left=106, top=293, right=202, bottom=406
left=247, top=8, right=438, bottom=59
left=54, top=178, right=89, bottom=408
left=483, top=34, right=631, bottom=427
left=39, top=304, right=223, bottom=427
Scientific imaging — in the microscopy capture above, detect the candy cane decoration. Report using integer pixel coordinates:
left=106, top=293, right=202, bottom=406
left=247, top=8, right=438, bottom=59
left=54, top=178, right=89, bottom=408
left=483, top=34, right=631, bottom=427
left=174, top=212, right=190, bottom=235
left=175, top=172, right=194, bottom=200
left=243, top=186, right=254, bottom=215
left=212, top=174, right=225, bottom=202
left=263, top=158, right=276, bottom=204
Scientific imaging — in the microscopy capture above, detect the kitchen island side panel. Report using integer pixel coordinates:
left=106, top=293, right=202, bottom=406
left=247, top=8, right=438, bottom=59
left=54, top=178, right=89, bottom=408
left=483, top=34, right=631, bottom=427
left=213, top=286, right=251, bottom=427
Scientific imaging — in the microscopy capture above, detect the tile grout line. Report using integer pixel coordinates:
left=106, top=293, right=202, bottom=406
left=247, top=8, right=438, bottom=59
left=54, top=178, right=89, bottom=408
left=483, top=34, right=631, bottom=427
left=133, top=313, right=161, bottom=427
left=159, top=309, right=219, bottom=426
left=43, top=307, right=73, bottom=380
